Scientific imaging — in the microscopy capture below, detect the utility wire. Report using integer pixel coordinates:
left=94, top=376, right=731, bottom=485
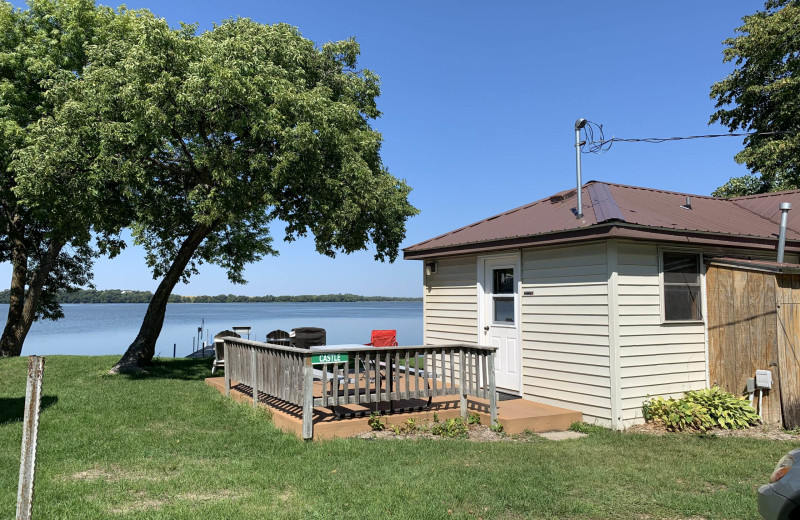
left=579, top=121, right=797, bottom=154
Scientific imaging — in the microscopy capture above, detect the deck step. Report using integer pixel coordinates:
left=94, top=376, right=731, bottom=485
left=205, top=377, right=581, bottom=439
left=493, top=398, right=582, bottom=434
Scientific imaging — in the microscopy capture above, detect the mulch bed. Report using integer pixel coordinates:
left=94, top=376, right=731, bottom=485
left=626, top=421, right=800, bottom=440
left=356, top=423, right=533, bottom=442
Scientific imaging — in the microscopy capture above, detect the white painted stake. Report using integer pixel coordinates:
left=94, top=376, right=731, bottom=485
left=16, top=356, right=45, bottom=520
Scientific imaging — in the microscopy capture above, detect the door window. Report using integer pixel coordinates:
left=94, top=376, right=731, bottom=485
left=492, top=268, right=515, bottom=324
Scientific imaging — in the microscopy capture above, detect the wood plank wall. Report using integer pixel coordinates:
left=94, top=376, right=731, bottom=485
left=777, top=274, right=800, bottom=429
left=706, top=265, right=782, bottom=426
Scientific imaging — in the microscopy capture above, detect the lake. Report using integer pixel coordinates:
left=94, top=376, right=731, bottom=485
left=0, top=301, right=423, bottom=357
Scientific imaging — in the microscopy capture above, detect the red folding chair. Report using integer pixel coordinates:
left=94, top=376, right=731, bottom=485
left=363, top=329, right=430, bottom=413
left=365, top=329, right=398, bottom=347
left=362, top=330, right=398, bottom=387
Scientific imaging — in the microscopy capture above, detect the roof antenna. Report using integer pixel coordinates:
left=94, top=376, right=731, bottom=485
left=574, top=118, right=587, bottom=219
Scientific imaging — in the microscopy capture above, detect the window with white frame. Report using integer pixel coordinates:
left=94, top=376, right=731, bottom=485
left=661, top=250, right=703, bottom=321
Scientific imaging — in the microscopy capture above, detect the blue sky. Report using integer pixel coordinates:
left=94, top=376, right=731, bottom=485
left=3, top=1, right=761, bottom=297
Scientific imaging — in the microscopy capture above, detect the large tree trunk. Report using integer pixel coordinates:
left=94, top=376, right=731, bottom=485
left=0, top=238, right=64, bottom=357
left=0, top=234, right=29, bottom=357
left=111, top=223, right=212, bottom=373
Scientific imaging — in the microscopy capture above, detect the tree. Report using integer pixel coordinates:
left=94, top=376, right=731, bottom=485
left=0, top=0, right=126, bottom=357
left=41, top=15, right=418, bottom=372
left=710, top=0, right=800, bottom=197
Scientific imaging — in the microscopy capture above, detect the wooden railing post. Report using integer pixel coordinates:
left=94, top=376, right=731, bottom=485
left=459, top=349, right=467, bottom=419
left=251, top=347, right=258, bottom=407
left=224, top=342, right=231, bottom=396
left=487, top=350, right=497, bottom=425
left=302, top=355, right=314, bottom=440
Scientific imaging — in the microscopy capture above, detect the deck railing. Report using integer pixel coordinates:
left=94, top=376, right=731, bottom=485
left=222, top=338, right=498, bottom=439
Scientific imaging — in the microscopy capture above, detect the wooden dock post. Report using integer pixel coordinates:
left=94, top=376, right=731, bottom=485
left=302, top=356, right=314, bottom=440
left=487, top=351, right=497, bottom=425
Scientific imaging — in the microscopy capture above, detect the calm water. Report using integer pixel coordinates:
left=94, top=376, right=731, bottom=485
left=1, top=302, right=423, bottom=357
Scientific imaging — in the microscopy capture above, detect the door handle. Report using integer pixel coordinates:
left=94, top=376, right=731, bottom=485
left=483, top=326, right=489, bottom=332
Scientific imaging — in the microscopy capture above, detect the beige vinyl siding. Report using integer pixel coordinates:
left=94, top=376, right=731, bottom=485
left=424, top=256, right=478, bottom=345
left=521, top=242, right=612, bottom=426
left=617, top=242, right=706, bottom=425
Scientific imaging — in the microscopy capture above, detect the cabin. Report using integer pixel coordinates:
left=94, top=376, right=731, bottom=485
left=404, top=181, right=800, bottom=429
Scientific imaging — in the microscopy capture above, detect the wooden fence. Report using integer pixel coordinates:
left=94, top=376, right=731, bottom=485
left=223, top=337, right=498, bottom=439
left=707, top=264, right=800, bottom=428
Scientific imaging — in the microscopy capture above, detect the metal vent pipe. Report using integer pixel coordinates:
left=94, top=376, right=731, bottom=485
left=574, top=118, right=587, bottom=219
left=777, top=202, right=792, bottom=263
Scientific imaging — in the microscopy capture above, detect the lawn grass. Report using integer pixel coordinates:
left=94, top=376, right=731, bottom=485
left=0, top=355, right=793, bottom=519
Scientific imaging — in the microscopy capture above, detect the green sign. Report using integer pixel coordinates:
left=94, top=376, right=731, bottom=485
left=311, top=353, right=348, bottom=364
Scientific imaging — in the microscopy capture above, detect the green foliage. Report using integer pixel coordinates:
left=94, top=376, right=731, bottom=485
left=389, top=418, right=419, bottom=436
left=642, top=396, right=711, bottom=432
left=712, top=174, right=767, bottom=198
left=30, top=14, right=419, bottom=283
left=431, top=417, right=469, bottom=438
left=367, top=412, right=385, bottom=431
left=0, top=0, right=129, bottom=354
left=490, top=419, right=504, bottom=433
left=468, top=412, right=482, bottom=425
left=432, top=412, right=439, bottom=423
left=17, top=9, right=418, bottom=365
left=710, top=0, right=800, bottom=195
left=683, top=386, right=761, bottom=429
left=568, top=422, right=608, bottom=435
left=642, top=387, right=760, bottom=432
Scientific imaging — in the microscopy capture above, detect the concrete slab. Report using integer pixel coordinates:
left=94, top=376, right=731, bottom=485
left=538, top=431, right=587, bottom=441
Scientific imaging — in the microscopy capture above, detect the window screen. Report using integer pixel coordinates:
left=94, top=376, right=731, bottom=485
left=662, top=251, right=702, bottom=321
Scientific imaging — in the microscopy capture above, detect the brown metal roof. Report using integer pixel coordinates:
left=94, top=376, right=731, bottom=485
left=404, top=181, right=800, bottom=259
left=705, top=256, right=800, bottom=273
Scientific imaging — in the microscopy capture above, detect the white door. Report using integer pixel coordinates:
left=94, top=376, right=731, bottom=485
left=481, top=255, right=521, bottom=393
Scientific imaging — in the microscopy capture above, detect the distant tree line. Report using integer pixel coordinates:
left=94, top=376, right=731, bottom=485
left=0, top=289, right=420, bottom=305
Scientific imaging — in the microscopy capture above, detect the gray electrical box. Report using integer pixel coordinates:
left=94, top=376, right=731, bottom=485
left=755, top=369, right=773, bottom=390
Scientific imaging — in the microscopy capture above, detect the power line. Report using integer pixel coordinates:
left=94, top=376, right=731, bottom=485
left=579, top=121, right=797, bottom=154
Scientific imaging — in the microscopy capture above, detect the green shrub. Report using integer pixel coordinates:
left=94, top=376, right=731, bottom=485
left=642, top=386, right=759, bottom=432
left=490, top=419, right=504, bottom=433
left=468, top=412, right=482, bottom=425
left=431, top=417, right=469, bottom=438
left=367, top=412, right=385, bottom=431
left=568, top=422, right=608, bottom=435
left=684, top=386, right=760, bottom=429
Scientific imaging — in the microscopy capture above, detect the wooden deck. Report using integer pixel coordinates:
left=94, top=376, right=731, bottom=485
left=206, top=376, right=581, bottom=440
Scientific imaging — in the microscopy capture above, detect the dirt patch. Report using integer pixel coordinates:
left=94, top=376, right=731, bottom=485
left=63, top=464, right=178, bottom=483
left=626, top=422, right=800, bottom=440
left=108, top=489, right=241, bottom=514
left=69, top=467, right=118, bottom=481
